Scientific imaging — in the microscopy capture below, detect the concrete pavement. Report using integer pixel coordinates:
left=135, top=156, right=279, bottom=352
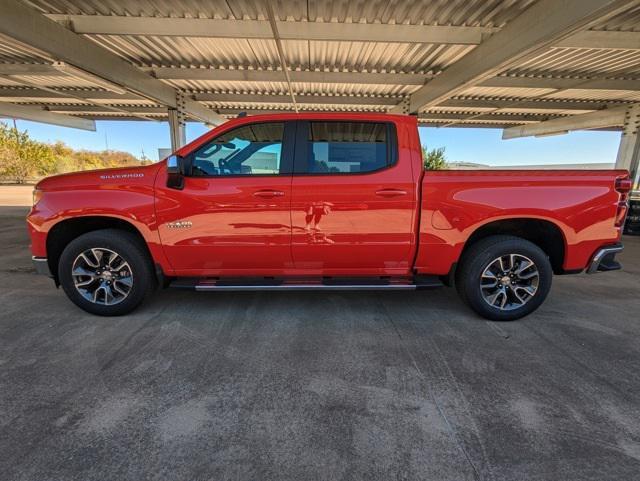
left=1, top=191, right=639, bottom=481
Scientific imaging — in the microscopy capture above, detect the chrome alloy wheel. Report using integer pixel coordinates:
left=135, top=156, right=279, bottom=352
left=480, top=254, right=539, bottom=311
left=71, top=248, right=133, bottom=305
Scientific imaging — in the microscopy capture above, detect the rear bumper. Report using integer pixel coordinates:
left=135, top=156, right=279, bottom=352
left=32, top=256, right=53, bottom=278
left=586, top=244, right=623, bottom=274
left=624, top=197, right=640, bottom=235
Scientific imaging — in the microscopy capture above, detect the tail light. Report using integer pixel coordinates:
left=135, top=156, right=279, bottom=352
left=616, top=177, right=633, bottom=194
left=32, top=188, right=43, bottom=207
left=614, top=176, right=632, bottom=228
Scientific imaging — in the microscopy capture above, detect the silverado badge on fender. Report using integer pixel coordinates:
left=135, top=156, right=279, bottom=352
left=100, top=173, right=144, bottom=180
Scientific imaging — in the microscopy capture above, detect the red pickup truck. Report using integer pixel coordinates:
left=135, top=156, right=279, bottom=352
left=27, top=113, right=631, bottom=321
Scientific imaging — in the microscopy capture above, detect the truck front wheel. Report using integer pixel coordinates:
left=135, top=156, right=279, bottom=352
left=58, top=229, right=155, bottom=316
left=456, top=235, right=553, bottom=321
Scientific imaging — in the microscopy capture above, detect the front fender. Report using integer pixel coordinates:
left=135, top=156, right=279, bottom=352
left=27, top=184, right=173, bottom=276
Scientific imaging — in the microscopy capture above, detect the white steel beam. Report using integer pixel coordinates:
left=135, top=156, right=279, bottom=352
left=152, top=67, right=431, bottom=85
left=0, top=87, right=142, bottom=100
left=502, top=106, right=628, bottom=139
left=48, top=105, right=165, bottom=114
left=43, top=105, right=570, bottom=128
left=136, top=69, right=640, bottom=92
left=481, top=76, right=640, bottom=91
left=557, top=30, right=640, bottom=49
left=44, top=14, right=640, bottom=50
left=210, top=108, right=556, bottom=123
left=0, top=88, right=399, bottom=106
left=49, top=99, right=602, bottom=115
left=398, top=0, right=637, bottom=114
left=0, top=88, right=627, bottom=112
left=195, top=92, right=399, bottom=105
left=0, top=102, right=95, bottom=130
left=0, top=63, right=67, bottom=76
left=420, top=112, right=558, bottom=123
left=45, top=15, right=495, bottom=45
left=441, top=98, right=630, bottom=112
left=2, top=64, right=636, bottom=95
left=0, top=0, right=225, bottom=126
left=192, top=93, right=623, bottom=110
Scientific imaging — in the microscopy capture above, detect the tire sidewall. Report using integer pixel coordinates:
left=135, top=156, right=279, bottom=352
left=58, top=230, right=153, bottom=316
left=460, top=238, right=553, bottom=321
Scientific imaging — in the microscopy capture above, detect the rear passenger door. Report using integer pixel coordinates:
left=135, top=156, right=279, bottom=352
left=290, top=120, right=416, bottom=276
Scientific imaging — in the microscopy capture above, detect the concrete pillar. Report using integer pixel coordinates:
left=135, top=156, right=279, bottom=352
left=616, top=104, right=640, bottom=188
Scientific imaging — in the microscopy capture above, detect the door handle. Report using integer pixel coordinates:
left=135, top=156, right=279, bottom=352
left=253, top=189, right=285, bottom=198
left=375, top=189, right=407, bottom=197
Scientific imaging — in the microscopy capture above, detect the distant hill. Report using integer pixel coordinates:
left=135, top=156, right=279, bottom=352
left=445, top=161, right=615, bottom=170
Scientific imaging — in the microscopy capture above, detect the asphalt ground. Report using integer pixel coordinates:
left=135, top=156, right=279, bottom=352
left=1, top=185, right=639, bottom=481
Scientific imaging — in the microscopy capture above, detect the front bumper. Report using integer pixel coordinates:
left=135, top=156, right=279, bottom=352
left=586, top=244, right=624, bottom=274
left=32, top=257, right=53, bottom=278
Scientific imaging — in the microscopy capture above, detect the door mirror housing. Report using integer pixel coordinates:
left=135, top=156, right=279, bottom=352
left=166, top=154, right=185, bottom=189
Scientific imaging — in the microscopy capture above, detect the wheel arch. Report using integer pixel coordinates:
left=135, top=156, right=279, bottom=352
left=46, top=215, right=153, bottom=283
left=462, top=217, right=568, bottom=274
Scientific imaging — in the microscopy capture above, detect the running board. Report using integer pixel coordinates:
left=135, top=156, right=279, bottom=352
left=170, top=276, right=443, bottom=291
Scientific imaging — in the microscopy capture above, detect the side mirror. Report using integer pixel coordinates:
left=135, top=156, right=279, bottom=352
left=166, top=154, right=185, bottom=190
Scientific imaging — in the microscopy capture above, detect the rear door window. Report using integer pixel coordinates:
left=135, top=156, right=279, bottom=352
left=295, top=121, right=396, bottom=174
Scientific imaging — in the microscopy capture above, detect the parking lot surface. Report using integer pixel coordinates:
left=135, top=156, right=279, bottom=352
left=1, top=186, right=640, bottom=481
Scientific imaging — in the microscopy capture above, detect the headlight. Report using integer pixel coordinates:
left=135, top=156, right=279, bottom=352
left=32, top=188, right=43, bottom=206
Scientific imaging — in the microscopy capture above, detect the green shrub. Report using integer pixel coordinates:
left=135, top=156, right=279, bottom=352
left=422, top=146, right=448, bottom=170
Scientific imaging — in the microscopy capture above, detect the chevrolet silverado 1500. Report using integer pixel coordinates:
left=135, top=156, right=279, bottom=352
left=27, top=113, right=631, bottom=321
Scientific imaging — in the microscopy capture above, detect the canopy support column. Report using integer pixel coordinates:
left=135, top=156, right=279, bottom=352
left=616, top=105, right=640, bottom=185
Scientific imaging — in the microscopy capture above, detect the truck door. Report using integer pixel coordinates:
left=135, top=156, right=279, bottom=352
left=290, top=120, right=416, bottom=276
left=155, top=121, right=295, bottom=276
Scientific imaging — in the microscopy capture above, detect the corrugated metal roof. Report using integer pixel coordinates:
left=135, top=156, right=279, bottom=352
left=24, top=0, right=537, bottom=26
left=84, top=34, right=476, bottom=74
left=2, top=0, right=639, bottom=128
left=0, top=37, right=51, bottom=63
left=591, top=2, right=640, bottom=30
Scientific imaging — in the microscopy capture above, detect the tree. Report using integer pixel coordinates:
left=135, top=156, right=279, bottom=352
left=0, top=121, right=146, bottom=182
left=0, top=123, right=53, bottom=183
left=0, top=146, right=29, bottom=183
left=422, top=146, right=448, bottom=170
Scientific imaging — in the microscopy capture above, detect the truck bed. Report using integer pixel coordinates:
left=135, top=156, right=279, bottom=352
left=416, top=169, right=629, bottom=275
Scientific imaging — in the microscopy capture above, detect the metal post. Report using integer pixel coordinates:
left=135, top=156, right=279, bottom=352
left=168, top=92, right=186, bottom=152
left=616, top=104, right=640, bottom=188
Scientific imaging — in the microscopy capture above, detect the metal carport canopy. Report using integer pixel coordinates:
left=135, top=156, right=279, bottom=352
left=0, top=0, right=639, bottom=172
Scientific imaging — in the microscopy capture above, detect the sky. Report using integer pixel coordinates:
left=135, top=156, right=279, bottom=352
left=3, top=118, right=622, bottom=167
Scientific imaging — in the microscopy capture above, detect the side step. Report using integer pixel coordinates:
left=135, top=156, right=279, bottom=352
left=170, top=276, right=443, bottom=291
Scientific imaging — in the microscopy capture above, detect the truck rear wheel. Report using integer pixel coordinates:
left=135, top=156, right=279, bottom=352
left=58, top=229, right=155, bottom=316
left=456, top=235, right=552, bottom=321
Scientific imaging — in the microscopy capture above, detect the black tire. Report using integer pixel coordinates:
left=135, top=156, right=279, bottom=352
left=58, top=229, right=156, bottom=316
left=455, top=235, right=552, bottom=321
